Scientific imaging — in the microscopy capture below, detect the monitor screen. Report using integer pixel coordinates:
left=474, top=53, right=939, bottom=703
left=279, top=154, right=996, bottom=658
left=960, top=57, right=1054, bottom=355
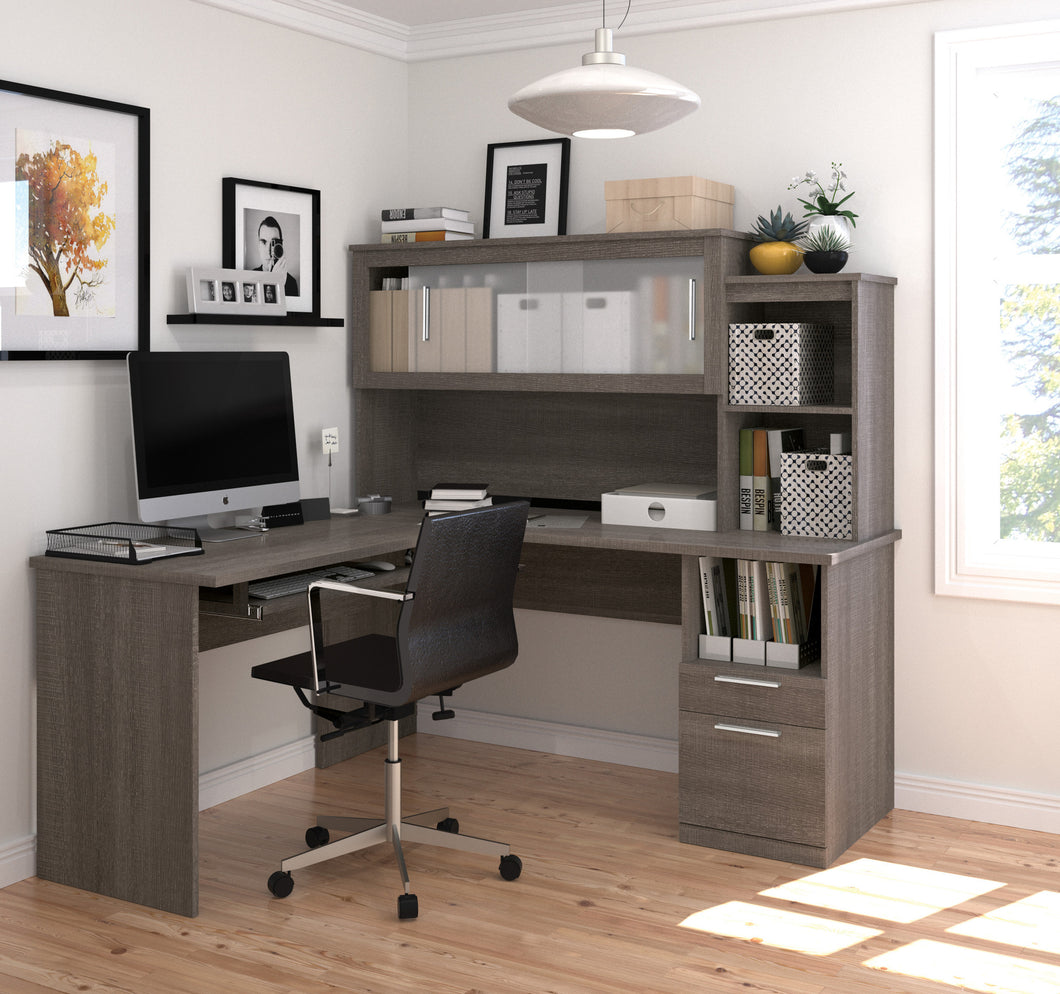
left=128, top=350, right=300, bottom=540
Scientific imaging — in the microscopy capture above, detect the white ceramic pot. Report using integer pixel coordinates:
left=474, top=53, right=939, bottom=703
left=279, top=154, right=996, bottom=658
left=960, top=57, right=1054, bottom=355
left=806, top=214, right=853, bottom=248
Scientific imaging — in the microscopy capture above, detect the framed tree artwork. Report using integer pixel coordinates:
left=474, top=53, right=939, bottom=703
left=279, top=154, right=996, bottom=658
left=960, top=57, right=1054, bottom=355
left=0, top=78, right=150, bottom=359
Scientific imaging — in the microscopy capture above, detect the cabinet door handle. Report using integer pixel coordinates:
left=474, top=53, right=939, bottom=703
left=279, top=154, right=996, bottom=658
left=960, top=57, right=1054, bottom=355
left=714, top=675, right=781, bottom=689
left=421, top=285, right=431, bottom=342
left=688, top=278, right=697, bottom=341
left=713, top=723, right=781, bottom=738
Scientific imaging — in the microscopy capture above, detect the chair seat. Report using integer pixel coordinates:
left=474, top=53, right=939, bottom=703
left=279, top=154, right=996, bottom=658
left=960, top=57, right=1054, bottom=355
left=251, top=632, right=402, bottom=697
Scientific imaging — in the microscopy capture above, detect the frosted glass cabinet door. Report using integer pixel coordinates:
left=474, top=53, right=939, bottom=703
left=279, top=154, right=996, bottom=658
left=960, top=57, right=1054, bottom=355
left=576, top=257, right=703, bottom=374
left=408, top=256, right=703, bottom=375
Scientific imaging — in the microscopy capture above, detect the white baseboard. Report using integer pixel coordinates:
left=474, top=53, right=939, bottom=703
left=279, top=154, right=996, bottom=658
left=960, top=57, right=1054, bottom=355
left=0, top=835, right=36, bottom=891
left=418, top=705, right=1060, bottom=836
left=198, top=735, right=316, bottom=811
left=894, top=772, right=1060, bottom=835
left=6, top=724, right=1058, bottom=891
left=416, top=703, right=679, bottom=773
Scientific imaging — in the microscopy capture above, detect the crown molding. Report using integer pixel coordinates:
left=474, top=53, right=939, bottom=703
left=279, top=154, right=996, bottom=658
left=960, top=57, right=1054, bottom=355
left=190, top=0, right=931, bottom=62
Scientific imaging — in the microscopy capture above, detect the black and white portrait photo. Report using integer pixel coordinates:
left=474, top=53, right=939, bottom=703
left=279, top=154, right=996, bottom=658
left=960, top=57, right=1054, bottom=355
left=242, top=208, right=300, bottom=299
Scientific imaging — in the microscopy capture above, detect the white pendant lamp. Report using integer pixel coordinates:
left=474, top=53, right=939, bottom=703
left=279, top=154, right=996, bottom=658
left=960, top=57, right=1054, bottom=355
left=507, top=8, right=700, bottom=140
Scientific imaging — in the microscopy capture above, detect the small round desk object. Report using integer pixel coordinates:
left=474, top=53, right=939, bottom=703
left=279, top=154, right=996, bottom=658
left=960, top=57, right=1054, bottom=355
left=358, top=494, right=392, bottom=515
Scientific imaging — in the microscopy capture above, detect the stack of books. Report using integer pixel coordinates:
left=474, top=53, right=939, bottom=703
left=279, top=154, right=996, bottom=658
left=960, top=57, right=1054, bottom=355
left=380, top=207, right=475, bottom=242
left=423, top=483, right=492, bottom=514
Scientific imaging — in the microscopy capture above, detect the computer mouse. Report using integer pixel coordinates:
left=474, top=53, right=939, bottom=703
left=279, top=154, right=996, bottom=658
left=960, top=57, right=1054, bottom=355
left=355, top=560, right=396, bottom=572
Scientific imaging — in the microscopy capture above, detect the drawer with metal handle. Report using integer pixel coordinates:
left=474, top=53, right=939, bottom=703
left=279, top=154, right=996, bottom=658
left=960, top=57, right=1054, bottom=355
left=678, top=711, right=825, bottom=847
left=679, top=661, right=825, bottom=729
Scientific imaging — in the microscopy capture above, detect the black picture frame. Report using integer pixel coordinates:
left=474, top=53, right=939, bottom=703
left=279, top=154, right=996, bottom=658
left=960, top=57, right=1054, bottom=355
left=222, top=177, right=321, bottom=318
left=483, top=138, right=571, bottom=239
left=0, top=78, right=149, bottom=360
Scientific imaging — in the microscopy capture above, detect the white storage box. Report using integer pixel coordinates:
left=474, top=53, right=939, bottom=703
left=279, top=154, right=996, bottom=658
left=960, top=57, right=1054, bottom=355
left=728, top=322, right=834, bottom=406
left=781, top=452, right=853, bottom=540
left=601, top=483, right=717, bottom=530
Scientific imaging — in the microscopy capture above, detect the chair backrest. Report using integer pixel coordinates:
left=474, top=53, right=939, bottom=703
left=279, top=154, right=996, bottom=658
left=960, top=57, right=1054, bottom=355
left=362, top=500, right=528, bottom=707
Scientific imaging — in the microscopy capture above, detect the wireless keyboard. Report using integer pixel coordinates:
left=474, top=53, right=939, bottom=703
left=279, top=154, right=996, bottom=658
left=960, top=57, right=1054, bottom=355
left=248, top=565, right=375, bottom=600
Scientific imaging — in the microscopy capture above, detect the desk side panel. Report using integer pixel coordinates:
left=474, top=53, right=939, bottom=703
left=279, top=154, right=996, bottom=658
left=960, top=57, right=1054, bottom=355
left=36, top=569, right=199, bottom=916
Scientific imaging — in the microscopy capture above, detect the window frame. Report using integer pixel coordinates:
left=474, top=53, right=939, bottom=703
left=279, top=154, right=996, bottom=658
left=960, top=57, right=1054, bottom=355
left=935, top=19, right=1060, bottom=604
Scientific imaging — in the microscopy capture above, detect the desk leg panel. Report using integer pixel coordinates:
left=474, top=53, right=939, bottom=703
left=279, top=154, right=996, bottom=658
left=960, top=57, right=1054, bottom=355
left=36, top=569, right=199, bottom=917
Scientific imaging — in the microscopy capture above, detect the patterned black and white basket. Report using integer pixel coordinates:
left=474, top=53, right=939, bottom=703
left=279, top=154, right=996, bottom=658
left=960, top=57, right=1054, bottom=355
left=728, top=322, right=834, bottom=406
left=781, top=452, right=853, bottom=539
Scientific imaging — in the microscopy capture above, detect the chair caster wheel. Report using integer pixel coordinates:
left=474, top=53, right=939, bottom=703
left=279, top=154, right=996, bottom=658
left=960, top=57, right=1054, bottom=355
left=305, top=825, right=330, bottom=848
left=499, top=854, right=522, bottom=880
left=437, top=817, right=459, bottom=834
left=267, top=870, right=294, bottom=898
left=398, top=893, right=419, bottom=919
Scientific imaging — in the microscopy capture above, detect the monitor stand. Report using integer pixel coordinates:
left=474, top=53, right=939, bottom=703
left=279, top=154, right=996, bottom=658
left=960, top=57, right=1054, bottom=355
left=169, top=514, right=265, bottom=543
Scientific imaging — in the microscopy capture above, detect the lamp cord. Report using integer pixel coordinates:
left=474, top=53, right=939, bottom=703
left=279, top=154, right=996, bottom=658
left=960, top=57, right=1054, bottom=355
left=602, top=0, right=632, bottom=31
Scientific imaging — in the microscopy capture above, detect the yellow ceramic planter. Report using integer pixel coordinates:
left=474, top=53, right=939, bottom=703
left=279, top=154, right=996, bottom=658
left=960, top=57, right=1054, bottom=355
left=749, top=241, right=803, bottom=275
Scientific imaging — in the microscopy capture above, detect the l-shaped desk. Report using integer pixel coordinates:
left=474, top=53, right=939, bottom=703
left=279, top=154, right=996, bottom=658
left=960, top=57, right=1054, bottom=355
left=31, top=507, right=897, bottom=916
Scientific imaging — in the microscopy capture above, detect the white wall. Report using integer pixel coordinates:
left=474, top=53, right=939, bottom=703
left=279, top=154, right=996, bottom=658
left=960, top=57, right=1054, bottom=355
left=0, top=0, right=408, bottom=868
left=405, top=0, right=1060, bottom=825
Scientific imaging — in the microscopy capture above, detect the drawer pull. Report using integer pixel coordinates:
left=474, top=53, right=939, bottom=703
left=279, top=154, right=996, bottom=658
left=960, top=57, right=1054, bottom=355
left=714, top=723, right=780, bottom=738
left=713, top=675, right=781, bottom=689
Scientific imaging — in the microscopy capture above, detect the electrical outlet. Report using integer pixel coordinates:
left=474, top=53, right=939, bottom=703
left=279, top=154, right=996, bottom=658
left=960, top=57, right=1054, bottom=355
left=322, top=427, right=339, bottom=455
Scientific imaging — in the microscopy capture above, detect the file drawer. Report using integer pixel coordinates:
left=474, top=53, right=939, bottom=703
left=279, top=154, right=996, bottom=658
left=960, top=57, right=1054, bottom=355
left=679, top=711, right=825, bottom=847
left=679, top=661, right=825, bottom=728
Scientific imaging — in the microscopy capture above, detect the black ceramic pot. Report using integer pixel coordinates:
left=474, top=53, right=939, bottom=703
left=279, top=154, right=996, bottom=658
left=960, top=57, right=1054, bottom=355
left=803, top=250, right=848, bottom=274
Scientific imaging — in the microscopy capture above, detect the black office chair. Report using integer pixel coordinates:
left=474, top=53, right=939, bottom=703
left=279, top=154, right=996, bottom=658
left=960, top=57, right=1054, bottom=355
left=251, top=500, right=529, bottom=919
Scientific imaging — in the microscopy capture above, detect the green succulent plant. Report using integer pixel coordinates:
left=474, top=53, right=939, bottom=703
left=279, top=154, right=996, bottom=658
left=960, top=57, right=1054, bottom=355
left=799, top=227, right=852, bottom=253
left=749, top=206, right=810, bottom=244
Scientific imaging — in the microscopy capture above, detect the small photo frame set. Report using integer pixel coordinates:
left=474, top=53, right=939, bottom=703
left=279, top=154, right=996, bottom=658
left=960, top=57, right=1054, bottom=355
left=185, top=267, right=286, bottom=317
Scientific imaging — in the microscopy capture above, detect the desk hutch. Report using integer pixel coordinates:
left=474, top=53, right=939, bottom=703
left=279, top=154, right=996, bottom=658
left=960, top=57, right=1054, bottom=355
left=348, top=230, right=898, bottom=870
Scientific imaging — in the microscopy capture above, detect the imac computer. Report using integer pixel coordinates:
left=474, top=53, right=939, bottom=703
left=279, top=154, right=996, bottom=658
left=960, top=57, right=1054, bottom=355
left=128, top=350, right=301, bottom=541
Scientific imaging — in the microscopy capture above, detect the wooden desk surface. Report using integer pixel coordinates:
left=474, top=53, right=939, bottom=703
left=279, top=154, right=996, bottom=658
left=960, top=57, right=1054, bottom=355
left=31, top=506, right=901, bottom=589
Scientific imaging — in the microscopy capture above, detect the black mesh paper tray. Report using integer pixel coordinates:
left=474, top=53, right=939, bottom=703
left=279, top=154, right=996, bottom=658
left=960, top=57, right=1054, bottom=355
left=45, top=522, right=204, bottom=564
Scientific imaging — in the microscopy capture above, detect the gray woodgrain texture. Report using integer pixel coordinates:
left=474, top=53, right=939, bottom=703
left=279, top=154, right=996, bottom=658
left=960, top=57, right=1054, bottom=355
left=35, top=569, right=199, bottom=916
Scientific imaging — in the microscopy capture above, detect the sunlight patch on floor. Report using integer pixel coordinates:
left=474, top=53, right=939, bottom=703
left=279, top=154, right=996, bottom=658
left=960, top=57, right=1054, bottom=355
left=759, top=858, right=1005, bottom=924
left=864, top=938, right=1060, bottom=993
left=680, top=901, right=882, bottom=955
left=948, top=890, right=1060, bottom=955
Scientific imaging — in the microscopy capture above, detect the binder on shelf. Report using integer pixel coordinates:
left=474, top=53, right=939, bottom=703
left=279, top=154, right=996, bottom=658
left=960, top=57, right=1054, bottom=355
left=738, top=428, right=753, bottom=531
left=752, top=428, right=772, bottom=531
left=767, top=427, right=804, bottom=531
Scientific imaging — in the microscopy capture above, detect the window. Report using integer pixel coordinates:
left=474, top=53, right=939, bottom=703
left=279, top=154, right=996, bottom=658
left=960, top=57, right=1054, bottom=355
left=935, top=21, right=1060, bottom=603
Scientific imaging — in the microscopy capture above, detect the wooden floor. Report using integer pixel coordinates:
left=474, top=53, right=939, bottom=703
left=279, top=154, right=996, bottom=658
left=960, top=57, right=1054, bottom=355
left=2, top=735, right=1059, bottom=994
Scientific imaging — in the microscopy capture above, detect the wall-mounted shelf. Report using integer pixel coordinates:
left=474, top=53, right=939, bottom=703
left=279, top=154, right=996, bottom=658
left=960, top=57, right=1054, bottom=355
left=166, top=313, right=343, bottom=326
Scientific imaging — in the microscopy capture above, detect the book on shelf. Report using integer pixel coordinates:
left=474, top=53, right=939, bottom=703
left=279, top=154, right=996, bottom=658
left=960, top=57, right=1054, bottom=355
left=381, top=207, right=471, bottom=222
left=698, top=556, right=732, bottom=638
left=430, top=483, right=489, bottom=500
left=381, top=230, right=474, bottom=242
left=767, top=427, right=804, bottom=531
left=752, top=428, right=772, bottom=532
left=739, top=428, right=753, bottom=531
left=736, top=558, right=771, bottom=640
left=381, top=216, right=475, bottom=234
left=830, top=431, right=852, bottom=454
left=424, top=496, right=493, bottom=511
